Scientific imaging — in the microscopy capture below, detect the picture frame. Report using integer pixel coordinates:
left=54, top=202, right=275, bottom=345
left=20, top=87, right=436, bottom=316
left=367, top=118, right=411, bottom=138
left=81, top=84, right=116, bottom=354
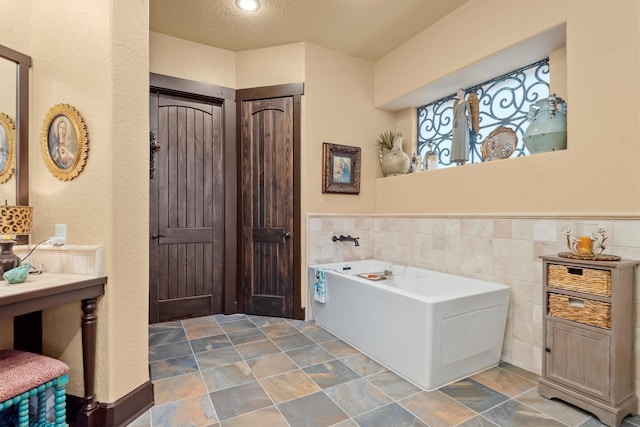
left=0, top=113, right=15, bottom=184
left=322, top=142, right=361, bottom=194
left=40, top=103, right=89, bottom=181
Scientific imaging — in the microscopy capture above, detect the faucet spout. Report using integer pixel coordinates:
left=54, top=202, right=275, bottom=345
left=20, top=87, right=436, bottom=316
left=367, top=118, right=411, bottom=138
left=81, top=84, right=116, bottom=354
left=332, top=234, right=360, bottom=246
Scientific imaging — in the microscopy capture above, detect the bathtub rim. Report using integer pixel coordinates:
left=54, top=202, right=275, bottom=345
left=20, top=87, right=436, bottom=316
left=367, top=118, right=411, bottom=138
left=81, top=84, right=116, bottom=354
left=309, top=259, right=511, bottom=304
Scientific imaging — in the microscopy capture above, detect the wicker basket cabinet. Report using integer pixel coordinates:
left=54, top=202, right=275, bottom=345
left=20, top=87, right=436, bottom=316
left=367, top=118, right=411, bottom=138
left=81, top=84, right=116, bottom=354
left=539, top=255, right=639, bottom=427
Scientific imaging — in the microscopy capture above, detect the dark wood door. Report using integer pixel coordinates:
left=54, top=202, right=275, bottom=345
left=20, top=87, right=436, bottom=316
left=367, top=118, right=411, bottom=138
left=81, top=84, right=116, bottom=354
left=238, top=85, right=303, bottom=318
left=149, top=91, right=225, bottom=323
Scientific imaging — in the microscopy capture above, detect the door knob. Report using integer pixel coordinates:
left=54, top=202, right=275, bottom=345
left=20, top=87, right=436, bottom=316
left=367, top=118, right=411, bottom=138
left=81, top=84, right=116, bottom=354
left=283, top=232, right=291, bottom=239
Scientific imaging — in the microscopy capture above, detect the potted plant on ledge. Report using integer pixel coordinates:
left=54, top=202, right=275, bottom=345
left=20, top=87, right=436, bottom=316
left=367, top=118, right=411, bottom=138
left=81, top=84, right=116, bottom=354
left=377, top=131, right=410, bottom=176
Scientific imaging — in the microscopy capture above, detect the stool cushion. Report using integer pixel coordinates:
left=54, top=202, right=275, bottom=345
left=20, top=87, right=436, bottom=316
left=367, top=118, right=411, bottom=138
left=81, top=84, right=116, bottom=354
left=0, top=349, right=69, bottom=402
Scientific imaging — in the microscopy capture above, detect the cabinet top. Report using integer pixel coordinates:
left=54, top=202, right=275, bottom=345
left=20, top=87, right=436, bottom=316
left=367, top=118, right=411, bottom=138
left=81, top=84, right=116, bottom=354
left=541, top=254, right=640, bottom=269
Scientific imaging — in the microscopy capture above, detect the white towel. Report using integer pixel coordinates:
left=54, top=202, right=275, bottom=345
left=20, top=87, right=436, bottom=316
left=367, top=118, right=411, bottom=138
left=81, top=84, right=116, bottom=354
left=314, top=269, right=326, bottom=303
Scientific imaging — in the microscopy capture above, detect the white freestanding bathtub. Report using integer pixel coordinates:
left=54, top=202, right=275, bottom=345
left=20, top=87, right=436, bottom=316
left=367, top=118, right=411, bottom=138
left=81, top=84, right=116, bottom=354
left=308, top=259, right=510, bottom=390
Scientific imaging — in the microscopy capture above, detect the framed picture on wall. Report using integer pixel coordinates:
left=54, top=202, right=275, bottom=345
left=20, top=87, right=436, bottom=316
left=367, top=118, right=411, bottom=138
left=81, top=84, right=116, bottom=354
left=0, top=113, right=15, bottom=184
left=40, top=103, right=89, bottom=181
left=322, top=142, right=361, bottom=194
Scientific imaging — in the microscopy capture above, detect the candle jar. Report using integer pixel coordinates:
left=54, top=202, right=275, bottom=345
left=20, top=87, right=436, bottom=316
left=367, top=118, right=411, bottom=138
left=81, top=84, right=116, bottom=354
left=576, top=236, right=593, bottom=256
left=564, top=228, right=610, bottom=258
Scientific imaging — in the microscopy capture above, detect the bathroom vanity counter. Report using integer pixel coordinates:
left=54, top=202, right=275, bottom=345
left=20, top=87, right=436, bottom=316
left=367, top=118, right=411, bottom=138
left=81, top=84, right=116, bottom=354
left=0, top=272, right=107, bottom=421
left=0, top=272, right=106, bottom=316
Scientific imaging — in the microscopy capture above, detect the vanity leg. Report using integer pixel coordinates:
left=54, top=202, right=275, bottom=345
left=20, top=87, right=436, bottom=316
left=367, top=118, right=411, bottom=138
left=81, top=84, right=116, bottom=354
left=80, top=297, right=98, bottom=418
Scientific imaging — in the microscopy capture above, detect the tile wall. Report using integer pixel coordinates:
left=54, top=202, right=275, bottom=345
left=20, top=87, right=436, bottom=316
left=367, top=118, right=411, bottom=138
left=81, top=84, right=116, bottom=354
left=14, top=244, right=104, bottom=276
left=307, top=214, right=640, bottom=402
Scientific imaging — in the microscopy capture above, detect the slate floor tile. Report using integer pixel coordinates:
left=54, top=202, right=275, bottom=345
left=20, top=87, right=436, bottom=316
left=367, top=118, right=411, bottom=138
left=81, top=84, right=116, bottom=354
left=149, top=328, right=188, bottom=347
left=149, top=354, right=199, bottom=381
left=260, top=322, right=300, bottom=338
left=277, top=391, right=349, bottom=427
left=272, top=332, right=315, bottom=351
left=440, top=377, right=509, bottom=413
left=471, top=367, right=538, bottom=397
left=286, top=344, right=335, bottom=368
left=149, top=339, right=192, bottom=363
left=354, top=402, right=428, bottom=427
left=246, top=352, right=298, bottom=379
left=219, top=406, right=289, bottom=427
left=482, top=399, right=567, bottom=427
left=152, top=372, right=207, bottom=405
left=209, top=381, right=272, bottom=421
left=226, top=327, right=267, bottom=345
left=324, top=378, right=392, bottom=418
left=151, top=394, right=218, bottom=427
left=201, top=361, right=256, bottom=392
left=514, top=388, right=593, bottom=426
left=234, top=338, right=281, bottom=360
left=340, top=352, right=386, bottom=377
left=320, top=339, right=359, bottom=358
left=367, top=370, right=422, bottom=401
left=195, top=346, right=243, bottom=370
left=190, top=334, right=233, bottom=353
left=400, top=390, right=477, bottom=427
left=260, top=368, right=321, bottom=403
left=303, top=359, right=360, bottom=389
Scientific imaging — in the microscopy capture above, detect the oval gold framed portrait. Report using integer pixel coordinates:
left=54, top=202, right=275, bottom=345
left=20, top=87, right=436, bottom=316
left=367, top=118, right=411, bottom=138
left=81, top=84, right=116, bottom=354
left=0, top=113, right=15, bottom=184
left=40, top=103, right=89, bottom=181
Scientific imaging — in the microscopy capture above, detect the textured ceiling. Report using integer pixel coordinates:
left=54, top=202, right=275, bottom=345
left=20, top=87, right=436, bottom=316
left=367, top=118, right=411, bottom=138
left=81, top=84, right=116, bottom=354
left=150, top=0, right=469, bottom=61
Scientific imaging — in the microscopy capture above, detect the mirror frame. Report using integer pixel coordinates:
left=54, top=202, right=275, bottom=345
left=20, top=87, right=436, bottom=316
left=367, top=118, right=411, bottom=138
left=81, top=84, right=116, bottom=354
left=0, top=44, right=31, bottom=244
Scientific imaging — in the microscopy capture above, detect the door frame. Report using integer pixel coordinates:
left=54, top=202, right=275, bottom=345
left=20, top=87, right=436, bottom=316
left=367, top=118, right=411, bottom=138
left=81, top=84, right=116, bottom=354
left=149, top=73, right=238, bottom=317
left=236, top=83, right=304, bottom=320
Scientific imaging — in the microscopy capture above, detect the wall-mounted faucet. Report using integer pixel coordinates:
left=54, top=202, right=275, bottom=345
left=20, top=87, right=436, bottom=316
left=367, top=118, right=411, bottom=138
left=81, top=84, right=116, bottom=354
left=332, top=234, right=360, bottom=247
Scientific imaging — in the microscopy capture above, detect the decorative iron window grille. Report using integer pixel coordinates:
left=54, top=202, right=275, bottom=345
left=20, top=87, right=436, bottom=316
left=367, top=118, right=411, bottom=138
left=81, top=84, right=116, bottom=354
left=417, top=59, right=549, bottom=167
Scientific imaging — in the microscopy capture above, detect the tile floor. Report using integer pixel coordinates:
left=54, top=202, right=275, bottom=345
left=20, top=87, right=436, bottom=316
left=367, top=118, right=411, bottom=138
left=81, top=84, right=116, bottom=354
left=128, top=314, right=640, bottom=427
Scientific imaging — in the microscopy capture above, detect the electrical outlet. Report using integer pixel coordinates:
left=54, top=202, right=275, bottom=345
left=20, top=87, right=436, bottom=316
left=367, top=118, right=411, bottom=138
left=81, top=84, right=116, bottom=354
left=55, top=224, right=66, bottom=239
left=54, top=224, right=66, bottom=245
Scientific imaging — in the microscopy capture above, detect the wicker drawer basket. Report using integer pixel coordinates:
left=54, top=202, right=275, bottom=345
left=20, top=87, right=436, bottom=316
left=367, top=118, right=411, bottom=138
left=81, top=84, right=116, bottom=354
left=548, top=293, right=611, bottom=329
left=547, top=264, right=611, bottom=296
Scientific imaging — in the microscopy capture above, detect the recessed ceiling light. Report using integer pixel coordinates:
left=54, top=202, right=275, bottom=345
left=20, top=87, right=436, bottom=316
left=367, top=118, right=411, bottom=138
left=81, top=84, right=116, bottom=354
left=236, top=0, right=260, bottom=12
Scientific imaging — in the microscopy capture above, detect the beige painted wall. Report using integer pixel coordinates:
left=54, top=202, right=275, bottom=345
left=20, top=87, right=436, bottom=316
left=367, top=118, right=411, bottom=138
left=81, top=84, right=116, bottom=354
left=0, top=0, right=150, bottom=403
left=150, top=32, right=236, bottom=89
left=374, top=0, right=640, bottom=216
left=236, top=43, right=306, bottom=89
left=0, top=0, right=30, bottom=53
left=303, top=43, right=395, bottom=214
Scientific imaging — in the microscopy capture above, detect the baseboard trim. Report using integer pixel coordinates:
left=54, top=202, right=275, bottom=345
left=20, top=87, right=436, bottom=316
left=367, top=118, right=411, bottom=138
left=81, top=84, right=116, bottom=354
left=67, top=381, right=154, bottom=427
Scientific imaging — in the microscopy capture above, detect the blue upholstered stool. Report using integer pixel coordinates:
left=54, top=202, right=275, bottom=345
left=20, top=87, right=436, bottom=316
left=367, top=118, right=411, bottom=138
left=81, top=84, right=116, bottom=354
left=0, top=349, right=69, bottom=427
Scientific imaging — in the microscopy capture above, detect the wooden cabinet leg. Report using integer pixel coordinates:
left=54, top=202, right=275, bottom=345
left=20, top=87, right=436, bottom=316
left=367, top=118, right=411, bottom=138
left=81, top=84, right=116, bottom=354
left=81, top=297, right=98, bottom=415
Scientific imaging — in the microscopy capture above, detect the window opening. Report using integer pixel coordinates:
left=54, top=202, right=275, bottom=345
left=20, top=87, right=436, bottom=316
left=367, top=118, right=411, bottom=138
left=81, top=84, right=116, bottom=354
left=417, top=59, right=549, bottom=168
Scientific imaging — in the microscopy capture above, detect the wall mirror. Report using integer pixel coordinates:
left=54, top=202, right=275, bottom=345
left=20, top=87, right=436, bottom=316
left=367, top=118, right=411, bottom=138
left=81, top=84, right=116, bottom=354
left=0, top=44, right=31, bottom=243
left=0, top=57, right=17, bottom=198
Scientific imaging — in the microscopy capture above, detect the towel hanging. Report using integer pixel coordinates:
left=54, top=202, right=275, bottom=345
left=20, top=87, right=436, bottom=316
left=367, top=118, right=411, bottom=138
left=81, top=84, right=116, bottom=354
left=314, top=269, right=326, bottom=303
